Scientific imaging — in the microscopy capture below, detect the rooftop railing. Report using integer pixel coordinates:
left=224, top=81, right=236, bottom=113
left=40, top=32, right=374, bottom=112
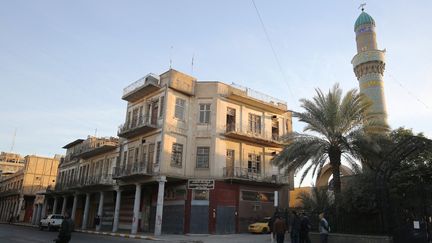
left=230, top=82, right=287, bottom=107
left=123, top=73, right=160, bottom=97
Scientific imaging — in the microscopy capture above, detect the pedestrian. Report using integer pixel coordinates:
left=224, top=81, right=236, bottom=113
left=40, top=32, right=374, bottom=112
left=319, top=212, right=330, bottom=243
left=273, top=215, right=287, bottom=243
left=290, top=211, right=301, bottom=243
left=55, top=211, right=74, bottom=243
left=94, top=215, right=100, bottom=228
left=268, top=213, right=276, bottom=243
left=300, top=212, right=311, bottom=243
left=8, top=211, right=14, bottom=224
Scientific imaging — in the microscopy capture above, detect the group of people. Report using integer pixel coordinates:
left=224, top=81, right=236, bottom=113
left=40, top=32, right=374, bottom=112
left=269, top=211, right=329, bottom=243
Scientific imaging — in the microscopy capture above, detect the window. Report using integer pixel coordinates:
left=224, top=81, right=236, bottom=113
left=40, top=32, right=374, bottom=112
left=159, top=96, right=164, bottom=118
left=171, top=143, right=183, bottom=167
left=196, top=147, right=210, bottom=168
left=193, top=190, right=209, bottom=200
left=247, top=153, right=261, bottom=174
left=199, top=104, right=211, bottom=124
left=248, top=114, right=261, bottom=134
left=155, top=142, right=161, bottom=165
left=174, top=98, right=185, bottom=120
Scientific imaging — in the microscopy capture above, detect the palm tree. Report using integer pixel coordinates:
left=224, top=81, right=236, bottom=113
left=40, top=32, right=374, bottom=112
left=297, top=187, right=334, bottom=213
left=272, top=84, right=388, bottom=193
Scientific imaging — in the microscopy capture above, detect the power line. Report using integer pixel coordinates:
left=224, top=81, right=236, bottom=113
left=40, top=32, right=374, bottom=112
left=387, top=73, right=430, bottom=110
left=250, top=0, right=295, bottom=99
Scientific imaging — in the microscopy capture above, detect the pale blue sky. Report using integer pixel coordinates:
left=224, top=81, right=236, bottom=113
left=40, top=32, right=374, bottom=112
left=1, top=1, right=431, bottom=158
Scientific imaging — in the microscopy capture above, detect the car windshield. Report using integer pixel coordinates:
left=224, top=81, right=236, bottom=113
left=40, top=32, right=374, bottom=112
left=257, top=218, right=270, bottom=223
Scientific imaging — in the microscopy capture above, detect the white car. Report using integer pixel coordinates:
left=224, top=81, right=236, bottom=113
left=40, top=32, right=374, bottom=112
left=39, top=214, right=64, bottom=231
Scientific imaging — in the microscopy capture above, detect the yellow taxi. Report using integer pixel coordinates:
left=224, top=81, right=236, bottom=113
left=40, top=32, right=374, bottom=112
left=248, top=217, right=271, bottom=234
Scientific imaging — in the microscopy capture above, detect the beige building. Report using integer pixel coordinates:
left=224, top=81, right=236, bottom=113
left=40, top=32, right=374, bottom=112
left=0, top=155, right=59, bottom=223
left=48, top=69, right=293, bottom=235
left=0, top=152, right=25, bottom=179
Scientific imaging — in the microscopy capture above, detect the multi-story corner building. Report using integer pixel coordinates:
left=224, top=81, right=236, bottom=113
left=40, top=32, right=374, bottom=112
left=0, top=155, right=59, bottom=223
left=45, top=136, right=119, bottom=229
left=46, top=69, right=293, bottom=235
left=0, top=152, right=25, bottom=179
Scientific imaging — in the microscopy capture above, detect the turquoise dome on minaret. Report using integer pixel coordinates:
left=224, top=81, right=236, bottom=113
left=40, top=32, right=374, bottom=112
left=355, top=11, right=375, bottom=30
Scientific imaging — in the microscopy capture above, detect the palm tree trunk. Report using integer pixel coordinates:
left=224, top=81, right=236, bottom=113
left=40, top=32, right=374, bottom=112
left=329, top=148, right=342, bottom=193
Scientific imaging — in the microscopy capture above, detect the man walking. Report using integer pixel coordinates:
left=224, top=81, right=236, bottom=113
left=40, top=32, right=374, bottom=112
left=55, top=211, right=74, bottom=243
left=319, top=213, right=330, bottom=243
left=290, top=211, right=301, bottom=243
left=273, top=215, right=287, bottom=243
left=300, top=212, right=311, bottom=243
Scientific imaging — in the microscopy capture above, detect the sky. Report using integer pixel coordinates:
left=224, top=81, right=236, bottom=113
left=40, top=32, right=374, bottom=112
left=1, top=1, right=431, bottom=166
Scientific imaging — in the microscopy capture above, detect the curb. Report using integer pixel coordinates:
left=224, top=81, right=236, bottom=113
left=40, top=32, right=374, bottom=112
left=75, top=229, right=161, bottom=241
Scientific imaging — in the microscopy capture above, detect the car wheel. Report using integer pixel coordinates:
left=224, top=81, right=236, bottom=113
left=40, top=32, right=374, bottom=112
left=262, top=227, right=268, bottom=234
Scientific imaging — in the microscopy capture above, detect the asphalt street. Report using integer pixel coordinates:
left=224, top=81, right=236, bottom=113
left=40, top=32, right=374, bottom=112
left=0, top=224, right=275, bottom=243
left=0, top=224, right=146, bottom=243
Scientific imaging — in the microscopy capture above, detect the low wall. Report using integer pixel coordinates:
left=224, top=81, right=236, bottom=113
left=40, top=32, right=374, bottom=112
left=309, top=232, right=392, bottom=243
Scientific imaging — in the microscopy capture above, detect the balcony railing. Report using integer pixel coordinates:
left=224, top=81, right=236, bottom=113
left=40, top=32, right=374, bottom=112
left=223, top=167, right=289, bottom=185
left=118, top=115, right=159, bottom=138
left=112, top=161, right=154, bottom=179
left=122, top=74, right=161, bottom=102
left=224, top=124, right=284, bottom=148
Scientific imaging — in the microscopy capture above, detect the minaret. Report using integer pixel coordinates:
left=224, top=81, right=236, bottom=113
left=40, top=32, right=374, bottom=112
left=352, top=8, right=388, bottom=125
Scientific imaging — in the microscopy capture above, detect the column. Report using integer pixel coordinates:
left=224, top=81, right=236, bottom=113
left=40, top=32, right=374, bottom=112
left=41, top=198, right=48, bottom=219
left=35, top=204, right=42, bottom=224
left=16, top=197, right=24, bottom=220
left=154, top=176, right=166, bottom=236
left=52, top=197, right=58, bottom=214
left=71, top=194, right=78, bottom=221
left=112, top=189, right=122, bottom=232
left=61, top=196, right=67, bottom=215
left=31, top=204, right=37, bottom=225
left=96, top=191, right=104, bottom=231
left=81, top=193, right=90, bottom=230
left=131, top=184, right=141, bottom=234
left=0, top=201, right=4, bottom=221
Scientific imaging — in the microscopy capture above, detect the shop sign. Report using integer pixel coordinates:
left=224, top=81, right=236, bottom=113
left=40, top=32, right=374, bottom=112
left=187, top=179, right=215, bottom=190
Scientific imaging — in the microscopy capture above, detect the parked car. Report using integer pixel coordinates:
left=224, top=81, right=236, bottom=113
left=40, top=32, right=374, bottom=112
left=248, top=217, right=271, bottom=234
left=39, top=214, right=64, bottom=231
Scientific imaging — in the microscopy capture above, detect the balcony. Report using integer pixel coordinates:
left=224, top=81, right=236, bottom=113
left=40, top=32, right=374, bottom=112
left=112, top=161, right=155, bottom=179
left=122, top=74, right=161, bottom=102
left=79, top=141, right=118, bottom=159
left=81, top=174, right=114, bottom=188
left=223, top=167, right=288, bottom=185
left=224, top=124, right=284, bottom=148
left=0, top=188, right=20, bottom=196
left=118, top=115, right=160, bottom=138
left=225, top=83, right=288, bottom=114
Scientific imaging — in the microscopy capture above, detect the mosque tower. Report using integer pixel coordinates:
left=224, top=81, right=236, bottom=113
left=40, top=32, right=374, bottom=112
left=352, top=7, right=388, bottom=125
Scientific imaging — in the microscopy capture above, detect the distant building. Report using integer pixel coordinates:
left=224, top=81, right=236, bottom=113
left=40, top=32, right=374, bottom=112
left=0, top=152, right=25, bottom=179
left=0, top=155, right=59, bottom=223
left=47, top=69, right=293, bottom=235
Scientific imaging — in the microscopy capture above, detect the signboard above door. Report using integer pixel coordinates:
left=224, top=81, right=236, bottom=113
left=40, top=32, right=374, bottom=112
left=188, top=179, right=215, bottom=190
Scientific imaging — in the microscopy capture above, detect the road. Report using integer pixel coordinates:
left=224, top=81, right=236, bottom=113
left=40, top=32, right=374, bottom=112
left=0, top=224, right=147, bottom=243
left=0, top=224, right=274, bottom=243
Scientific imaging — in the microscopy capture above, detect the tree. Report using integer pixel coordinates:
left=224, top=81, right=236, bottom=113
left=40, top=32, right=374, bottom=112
left=297, top=186, right=334, bottom=213
left=272, top=84, right=388, bottom=193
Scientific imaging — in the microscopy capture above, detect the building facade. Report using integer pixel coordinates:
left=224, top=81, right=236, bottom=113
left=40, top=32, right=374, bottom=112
left=0, top=155, right=59, bottom=223
left=0, top=152, right=25, bottom=179
left=46, top=69, right=293, bottom=235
